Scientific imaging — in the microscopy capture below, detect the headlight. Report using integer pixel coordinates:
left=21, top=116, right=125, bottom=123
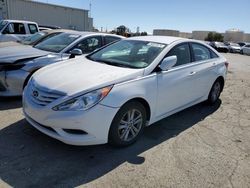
left=52, top=86, right=113, bottom=111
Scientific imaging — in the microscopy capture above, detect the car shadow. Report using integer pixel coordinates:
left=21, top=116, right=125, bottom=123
left=0, top=97, right=22, bottom=111
left=0, top=100, right=221, bottom=187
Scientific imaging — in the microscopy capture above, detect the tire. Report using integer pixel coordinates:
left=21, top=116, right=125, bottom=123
left=108, top=101, right=147, bottom=146
left=207, top=80, right=222, bottom=105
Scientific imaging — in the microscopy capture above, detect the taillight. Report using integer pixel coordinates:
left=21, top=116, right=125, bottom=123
left=225, top=62, right=229, bottom=69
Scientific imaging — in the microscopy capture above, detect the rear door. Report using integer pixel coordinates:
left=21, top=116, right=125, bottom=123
left=189, top=43, right=221, bottom=98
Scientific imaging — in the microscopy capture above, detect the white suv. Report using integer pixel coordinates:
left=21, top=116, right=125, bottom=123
left=0, top=20, right=39, bottom=42
left=23, top=36, right=228, bottom=146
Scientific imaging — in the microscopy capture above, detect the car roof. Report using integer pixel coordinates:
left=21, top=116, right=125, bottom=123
left=127, top=36, right=185, bottom=45
left=2, top=19, right=38, bottom=24
left=44, top=30, right=125, bottom=38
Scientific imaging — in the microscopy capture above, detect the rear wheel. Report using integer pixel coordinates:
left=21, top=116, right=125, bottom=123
left=207, top=80, right=222, bottom=105
left=108, top=101, right=146, bottom=146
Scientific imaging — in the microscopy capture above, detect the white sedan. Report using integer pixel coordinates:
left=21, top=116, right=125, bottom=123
left=241, top=44, right=250, bottom=55
left=23, top=36, right=228, bottom=146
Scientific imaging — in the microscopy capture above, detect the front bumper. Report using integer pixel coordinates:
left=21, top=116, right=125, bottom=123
left=0, top=70, right=29, bottom=96
left=23, top=89, right=120, bottom=145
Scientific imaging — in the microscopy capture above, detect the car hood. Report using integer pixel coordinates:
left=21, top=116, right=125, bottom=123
left=0, top=45, right=50, bottom=64
left=0, top=41, right=23, bottom=48
left=33, top=57, right=144, bottom=96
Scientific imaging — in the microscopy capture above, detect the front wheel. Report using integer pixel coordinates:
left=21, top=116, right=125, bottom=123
left=207, top=80, right=222, bottom=105
left=108, top=101, right=147, bottom=146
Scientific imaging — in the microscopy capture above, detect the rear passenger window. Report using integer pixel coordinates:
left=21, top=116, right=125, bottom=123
left=167, top=43, right=191, bottom=67
left=105, top=36, right=120, bottom=45
left=210, top=50, right=219, bottom=58
left=192, top=43, right=211, bottom=61
left=28, top=24, right=38, bottom=34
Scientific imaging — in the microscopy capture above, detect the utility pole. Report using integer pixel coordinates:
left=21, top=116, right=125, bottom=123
left=89, top=1, right=92, bottom=17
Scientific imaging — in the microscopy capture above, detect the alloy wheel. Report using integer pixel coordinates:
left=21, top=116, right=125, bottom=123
left=211, top=82, right=221, bottom=102
left=118, top=109, right=143, bottom=142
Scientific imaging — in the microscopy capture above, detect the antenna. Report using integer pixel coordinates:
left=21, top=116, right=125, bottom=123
left=89, top=1, right=92, bottom=17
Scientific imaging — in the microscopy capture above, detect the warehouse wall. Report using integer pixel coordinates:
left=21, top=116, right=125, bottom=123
left=4, top=0, right=92, bottom=31
left=224, top=31, right=244, bottom=42
left=243, top=34, right=250, bottom=42
left=153, top=29, right=180, bottom=37
left=192, top=31, right=214, bottom=40
left=179, top=32, right=192, bottom=39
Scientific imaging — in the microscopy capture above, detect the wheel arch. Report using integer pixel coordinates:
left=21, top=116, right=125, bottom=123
left=119, top=97, right=151, bottom=123
left=215, top=76, right=225, bottom=92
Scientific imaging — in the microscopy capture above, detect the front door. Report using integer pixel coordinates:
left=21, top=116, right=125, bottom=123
left=156, top=43, right=199, bottom=118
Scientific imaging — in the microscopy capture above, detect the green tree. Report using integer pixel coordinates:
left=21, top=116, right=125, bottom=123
left=205, top=32, right=224, bottom=42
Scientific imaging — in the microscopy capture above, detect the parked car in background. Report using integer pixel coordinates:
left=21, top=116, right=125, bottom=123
left=23, top=36, right=228, bottom=146
left=0, top=20, right=39, bottom=42
left=241, top=44, right=250, bottom=55
left=226, top=42, right=241, bottom=53
left=0, top=31, right=124, bottom=96
left=0, top=29, right=64, bottom=48
left=210, top=42, right=229, bottom=53
left=238, top=42, right=248, bottom=47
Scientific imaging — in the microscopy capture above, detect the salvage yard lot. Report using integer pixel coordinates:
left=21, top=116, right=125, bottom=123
left=0, top=53, right=250, bottom=188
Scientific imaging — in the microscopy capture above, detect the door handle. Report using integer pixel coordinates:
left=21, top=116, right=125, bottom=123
left=189, top=71, right=196, bottom=76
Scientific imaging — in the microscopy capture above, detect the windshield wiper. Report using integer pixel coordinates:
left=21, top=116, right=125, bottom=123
left=90, top=58, right=137, bottom=68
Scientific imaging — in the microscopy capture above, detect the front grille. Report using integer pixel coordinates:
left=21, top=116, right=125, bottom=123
left=29, top=81, right=65, bottom=106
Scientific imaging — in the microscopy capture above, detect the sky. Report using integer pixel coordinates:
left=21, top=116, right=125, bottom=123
left=35, top=0, right=250, bottom=34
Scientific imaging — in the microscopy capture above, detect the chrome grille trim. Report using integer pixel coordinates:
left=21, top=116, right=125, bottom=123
left=29, top=81, right=65, bottom=106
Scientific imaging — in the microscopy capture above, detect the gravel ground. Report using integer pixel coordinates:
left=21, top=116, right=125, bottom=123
left=0, top=53, right=249, bottom=188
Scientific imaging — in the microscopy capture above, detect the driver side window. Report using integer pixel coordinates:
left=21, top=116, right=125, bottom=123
left=166, top=43, right=191, bottom=67
left=3, top=23, right=26, bottom=34
left=73, top=36, right=102, bottom=54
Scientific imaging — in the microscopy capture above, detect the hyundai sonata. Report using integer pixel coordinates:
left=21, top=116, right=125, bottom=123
left=23, top=36, right=228, bottom=146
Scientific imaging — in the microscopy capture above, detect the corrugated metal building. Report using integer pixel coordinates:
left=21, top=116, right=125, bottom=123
left=0, top=0, right=93, bottom=31
left=153, top=29, right=180, bottom=37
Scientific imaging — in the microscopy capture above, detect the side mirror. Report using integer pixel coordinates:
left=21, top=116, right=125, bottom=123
left=69, top=48, right=83, bottom=59
left=159, top=55, right=177, bottom=71
left=70, top=48, right=83, bottom=56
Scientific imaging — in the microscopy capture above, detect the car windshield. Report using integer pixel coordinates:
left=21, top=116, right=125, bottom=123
left=21, top=32, right=46, bottom=45
left=34, top=33, right=80, bottom=53
left=88, top=40, right=166, bottom=69
left=0, top=20, right=7, bottom=31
